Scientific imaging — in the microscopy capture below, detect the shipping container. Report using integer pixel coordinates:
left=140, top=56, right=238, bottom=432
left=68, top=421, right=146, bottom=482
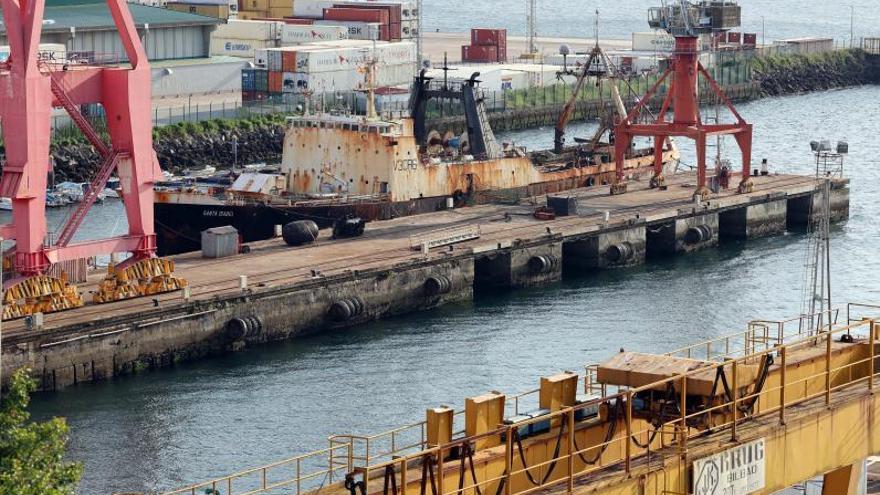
left=255, top=48, right=270, bottom=66
left=241, top=68, right=257, bottom=90
left=324, top=7, right=389, bottom=23
left=333, top=2, right=401, bottom=40
left=281, top=24, right=349, bottom=44
left=254, top=68, right=269, bottom=91
left=167, top=3, right=230, bottom=18
left=282, top=17, right=316, bottom=24
left=281, top=49, right=296, bottom=71
left=632, top=31, right=675, bottom=52
left=266, top=47, right=283, bottom=70
left=242, top=90, right=257, bottom=101
left=292, top=0, right=334, bottom=18
left=236, top=9, right=267, bottom=20
left=268, top=70, right=283, bottom=92
left=727, top=31, right=741, bottom=44
left=315, top=20, right=382, bottom=40
left=215, top=19, right=281, bottom=40
left=210, top=36, right=274, bottom=57
left=400, top=19, right=418, bottom=39
left=268, top=0, right=292, bottom=7
left=743, top=33, right=757, bottom=47
left=471, top=28, right=506, bottom=47
left=240, top=0, right=269, bottom=12
left=462, top=44, right=497, bottom=63
left=268, top=6, right=291, bottom=18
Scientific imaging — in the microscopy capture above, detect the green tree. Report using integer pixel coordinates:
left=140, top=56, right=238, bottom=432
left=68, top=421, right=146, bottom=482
left=0, top=368, right=82, bottom=495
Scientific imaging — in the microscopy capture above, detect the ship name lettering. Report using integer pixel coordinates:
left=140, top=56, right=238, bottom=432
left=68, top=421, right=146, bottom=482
left=394, top=159, right=419, bottom=172
left=203, top=210, right=234, bottom=217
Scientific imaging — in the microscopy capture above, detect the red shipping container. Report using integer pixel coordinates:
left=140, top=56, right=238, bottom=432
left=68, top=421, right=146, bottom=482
left=282, top=17, right=316, bottom=25
left=268, top=71, right=283, bottom=93
left=324, top=7, right=388, bottom=23
left=334, top=2, right=401, bottom=40
left=496, top=31, right=507, bottom=61
left=743, top=33, right=757, bottom=47
left=281, top=51, right=296, bottom=71
left=242, top=90, right=256, bottom=102
left=462, top=44, right=498, bottom=63
left=471, top=28, right=506, bottom=47
left=727, top=31, right=741, bottom=44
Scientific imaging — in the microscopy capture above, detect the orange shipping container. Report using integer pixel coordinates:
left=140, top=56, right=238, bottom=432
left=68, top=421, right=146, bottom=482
left=268, top=71, right=283, bottom=93
left=281, top=50, right=296, bottom=71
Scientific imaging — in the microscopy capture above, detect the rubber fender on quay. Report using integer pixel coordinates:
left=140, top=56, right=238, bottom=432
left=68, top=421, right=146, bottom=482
left=226, top=318, right=249, bottom=341
left=424, top=275, right=452, bottom=296
left=528, top=254, right=559, bottom=274
left=683, top=224, right=713, bottom=245
left=282, top=220, right=319, bottom=247
left=605, top=242, right=634, bottom=263
left=328, top=296, right=366, bottom=322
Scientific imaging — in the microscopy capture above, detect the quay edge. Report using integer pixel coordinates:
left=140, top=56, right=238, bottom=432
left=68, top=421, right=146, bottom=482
left=0, top=177, right=850, bottom=391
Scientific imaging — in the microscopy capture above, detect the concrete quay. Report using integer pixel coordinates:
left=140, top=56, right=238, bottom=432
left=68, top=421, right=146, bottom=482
left=0, top=173, right=848, bottom=391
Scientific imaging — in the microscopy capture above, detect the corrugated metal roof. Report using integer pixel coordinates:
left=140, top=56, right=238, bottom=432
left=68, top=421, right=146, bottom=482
left=167, top=0, right=229, bottom=5
left=0, top=3, right=220, bottom=34
left=229, top=173, right=275, bottom=194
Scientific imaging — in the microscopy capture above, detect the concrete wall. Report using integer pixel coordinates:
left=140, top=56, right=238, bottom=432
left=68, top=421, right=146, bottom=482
left=647, top=212, right=719, bottom=257
left=563, top=224, right=647, bottom=271
left=787, top=183, right=850, bottom=227
left=720, top=197, right=788, bottom=240
left=3, top=256, right=473, bottom=390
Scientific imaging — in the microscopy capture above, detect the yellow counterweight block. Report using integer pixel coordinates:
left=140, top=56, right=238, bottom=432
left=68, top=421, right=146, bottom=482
left=2, top=274, right=85, bottom=320
left=93, top=258, right=188, bottom=304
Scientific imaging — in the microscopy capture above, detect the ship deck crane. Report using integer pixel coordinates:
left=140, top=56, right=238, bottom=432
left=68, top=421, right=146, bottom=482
left=0, top=0, right=185, bottom=319
left=612, top=0, right=753, bottom=199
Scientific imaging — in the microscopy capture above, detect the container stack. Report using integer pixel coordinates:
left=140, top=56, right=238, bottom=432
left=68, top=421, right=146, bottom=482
left=210, top=19, right=282, bottom=58
left=461, top=28, right=507, bottom=63
left=291, top=0, right=419, bottom=42
left=243, top=40, right=417, bottom=101
left=237, top=0, right=292, bottom=19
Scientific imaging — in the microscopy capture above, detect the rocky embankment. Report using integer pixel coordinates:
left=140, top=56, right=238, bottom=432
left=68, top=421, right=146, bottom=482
left=0, top=117, right=286, bottom=183
left=751, top=48, right=880, bottom=96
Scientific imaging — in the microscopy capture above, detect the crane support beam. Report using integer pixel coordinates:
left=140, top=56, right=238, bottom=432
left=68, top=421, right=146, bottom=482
left=613, top=35, right=753, bottom=198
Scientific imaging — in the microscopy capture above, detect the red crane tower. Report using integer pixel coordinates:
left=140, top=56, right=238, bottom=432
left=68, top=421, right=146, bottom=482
left=0, top=0, right=185, bottom=319
left=612, top=0, right=754, bottom=199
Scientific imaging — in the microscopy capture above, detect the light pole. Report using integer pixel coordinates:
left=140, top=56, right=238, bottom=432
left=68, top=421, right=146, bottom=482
left=761, top=16, right=765, bottom=46
left=850, top=6, right=855, bottom=49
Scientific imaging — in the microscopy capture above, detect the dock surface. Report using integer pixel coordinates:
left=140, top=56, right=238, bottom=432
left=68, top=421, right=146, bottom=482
left=1, top=171, right=846, bottom=390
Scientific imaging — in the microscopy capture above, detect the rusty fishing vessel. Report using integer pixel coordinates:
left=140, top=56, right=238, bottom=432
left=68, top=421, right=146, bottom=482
left=154, top=70, right=679, bottom=255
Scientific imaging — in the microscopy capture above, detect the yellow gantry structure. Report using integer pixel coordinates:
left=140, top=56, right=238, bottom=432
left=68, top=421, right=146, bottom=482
left=164, top=304, right=880, bottom=495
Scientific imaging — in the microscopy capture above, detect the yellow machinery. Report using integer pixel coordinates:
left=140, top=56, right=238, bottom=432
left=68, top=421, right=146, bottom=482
left=93, top=258, right=187, bottom=304
left=2, top=273, right=84, bottom=320
left=163, top=304, right=880, bottom=495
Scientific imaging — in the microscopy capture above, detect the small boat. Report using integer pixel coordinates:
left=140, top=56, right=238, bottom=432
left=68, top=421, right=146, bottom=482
left=0, top=198, right=11, bottom=211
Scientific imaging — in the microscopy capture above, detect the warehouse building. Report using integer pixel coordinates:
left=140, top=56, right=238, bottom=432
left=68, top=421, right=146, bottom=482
left=0, top=2, right=221, bottom=61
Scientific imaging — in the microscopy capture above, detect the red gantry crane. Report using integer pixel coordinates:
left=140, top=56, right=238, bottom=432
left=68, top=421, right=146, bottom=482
left=612, top=0, right=754, bottom=199
left=0, top=0, right=185, bottom=319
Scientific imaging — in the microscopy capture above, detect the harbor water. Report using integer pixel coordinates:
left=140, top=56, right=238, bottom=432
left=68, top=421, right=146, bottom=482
left=27, top=86, right=880, bottom=494
left=423, top=0, right=879, bottom=43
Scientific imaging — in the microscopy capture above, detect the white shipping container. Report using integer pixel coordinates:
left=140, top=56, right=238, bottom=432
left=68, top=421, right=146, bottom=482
left=0, top=43, right=66, bottom=63
left=266, top=48, right=284, bottom=71
left=281, top=24, right=349, bottom=44
left=373, top=41, right=417, bottom=64
left=255, top=48, right=270, bottom=67
left=314, top=20, right=382, bottom=40
left=210, top=37, right=275, bottom=58
left=215, top=19, right=282, bottom=41
left=292, top=0, right=334, bottom=18
left=400, top=19, right=418, bottom=38
left=631, top=31, right=675, bottom=52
